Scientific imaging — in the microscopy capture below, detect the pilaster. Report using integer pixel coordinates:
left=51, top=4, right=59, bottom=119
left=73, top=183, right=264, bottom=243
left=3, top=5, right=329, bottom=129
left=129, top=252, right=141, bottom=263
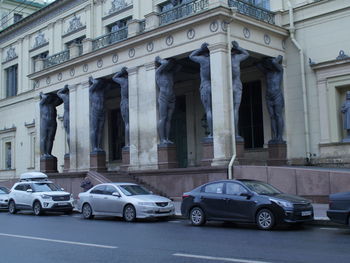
left=145, top=12, right=160, bottom=31
left=47, top=22, right=55, bottom=55
left=208, top=43, right=234, bottom=166
left=17, top=38, right=24, bottom=94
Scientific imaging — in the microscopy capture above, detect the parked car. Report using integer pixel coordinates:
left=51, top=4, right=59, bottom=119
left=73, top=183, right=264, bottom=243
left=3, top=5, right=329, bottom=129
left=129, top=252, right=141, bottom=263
left=0, top=186, right=10, bottom=210
left=77, top=183, right=175, bottom=222
left=8, top=172, right=74, bottom=216
left=181, top=179, right=314, bottom=230
left=327, top=191, right=350, bottom=226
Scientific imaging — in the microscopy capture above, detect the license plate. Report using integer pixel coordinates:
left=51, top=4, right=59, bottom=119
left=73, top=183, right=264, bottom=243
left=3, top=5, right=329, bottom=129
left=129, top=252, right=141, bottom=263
left=159, top=208, right=170, bottom=213
left=301, top=211, right=312, bottom=216
left=57, top=202, right=68, bottom=206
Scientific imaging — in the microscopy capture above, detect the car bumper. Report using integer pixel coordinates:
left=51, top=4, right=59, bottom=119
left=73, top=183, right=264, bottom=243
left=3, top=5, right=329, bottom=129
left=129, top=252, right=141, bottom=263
left=136, top=205, right=175, bottom=218
left=282, top=209, right=314, bottom=223
left=327, top=210, right=349, bottom=225
left=0, top=203, right=8, bottom=209
left=41, top=200, right=74, bottom=211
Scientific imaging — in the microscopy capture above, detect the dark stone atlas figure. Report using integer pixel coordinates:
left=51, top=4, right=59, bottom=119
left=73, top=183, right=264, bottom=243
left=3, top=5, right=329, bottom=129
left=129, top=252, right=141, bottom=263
left=39, top=92, right=62, bottom=158
left=155, top=56, right=181, bottom=145
left=57, top=85, right=70, bottom=151
left=257, top=55, right=285, bottom=143
left=341, top=91, right=350, bottom=142
left=189, top=42, right=213, bottom=137
left=112, top=67, right=130, bottom=147
left=89, top=76, right=106, bottom=153
left=231, top=41, right=249, bottom=141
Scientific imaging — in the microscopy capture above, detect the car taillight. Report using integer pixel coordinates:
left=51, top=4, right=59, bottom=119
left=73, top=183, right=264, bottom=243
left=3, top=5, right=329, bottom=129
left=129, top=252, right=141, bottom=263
left=182, top=194, right=190, bottom=200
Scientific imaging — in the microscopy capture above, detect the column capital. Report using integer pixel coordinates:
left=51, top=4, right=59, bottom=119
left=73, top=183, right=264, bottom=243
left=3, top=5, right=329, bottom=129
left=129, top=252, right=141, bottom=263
left=208, top=43, right=229, bottom=54
left=127, top=66, right=139, bottom=75
left=144, top=61, right=157, bottom=71
left=68, top=84, right=78, bottom=92
left=93, top=0, right=105, bottom=6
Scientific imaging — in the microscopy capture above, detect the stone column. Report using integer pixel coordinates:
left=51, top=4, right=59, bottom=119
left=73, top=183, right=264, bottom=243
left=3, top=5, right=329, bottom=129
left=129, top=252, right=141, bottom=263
left=21, top=36, right=30, bottom=92
left=0, top=48, right=3, bottom=99
left=186, top=91, right=196, bottom=167
left=17, top=38, right=24, bottom=94
left=209, top=43, right=234, bottom=166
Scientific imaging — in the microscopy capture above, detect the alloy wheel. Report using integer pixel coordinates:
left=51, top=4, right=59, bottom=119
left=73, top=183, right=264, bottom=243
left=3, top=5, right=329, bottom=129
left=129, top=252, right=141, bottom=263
left=190, top=207, right=205, bottom=226
left=9, top=200, right=17, bottom=214
left=257, top=209, right=274, bottom=230
left=33, top=202, right=42, bottom=216
left=82, top=204, right=93, bottom=219
left=123, top=205, right=136, bottom=222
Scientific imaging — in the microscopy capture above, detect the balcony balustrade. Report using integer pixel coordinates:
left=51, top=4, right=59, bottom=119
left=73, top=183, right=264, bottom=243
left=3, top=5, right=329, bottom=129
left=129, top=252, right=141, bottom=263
left=228, top=0, right=275, bottom=25
left=92, top=27, right=128, bottom=51
left=159, top=0, right=209, bottom=26
left=43, top=50, right=70, bottom=69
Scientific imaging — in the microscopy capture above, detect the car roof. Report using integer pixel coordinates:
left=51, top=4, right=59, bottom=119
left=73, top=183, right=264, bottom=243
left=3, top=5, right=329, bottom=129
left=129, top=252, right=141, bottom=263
left=19, top=172, right=48, bottom=181
left=111, top=182, right=137, bottom=186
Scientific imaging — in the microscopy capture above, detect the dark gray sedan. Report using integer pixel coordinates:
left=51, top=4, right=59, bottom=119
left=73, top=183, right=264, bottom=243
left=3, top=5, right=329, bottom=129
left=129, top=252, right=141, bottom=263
left=327, top=191, right=350, bottom=226
left=77, top=183, right=175, bottom=222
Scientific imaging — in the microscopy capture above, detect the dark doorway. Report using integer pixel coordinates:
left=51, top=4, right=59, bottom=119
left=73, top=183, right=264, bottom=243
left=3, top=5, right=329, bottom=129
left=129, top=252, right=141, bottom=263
left=109, top=109, right=125, bottom=161
left=170, top=95, right=188, bottom=168
left=239, top=81, right=264, bottom=149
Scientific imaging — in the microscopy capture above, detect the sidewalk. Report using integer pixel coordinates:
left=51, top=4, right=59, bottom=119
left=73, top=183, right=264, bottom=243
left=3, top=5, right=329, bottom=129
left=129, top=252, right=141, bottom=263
left=173, top=202, right=331, bottom=225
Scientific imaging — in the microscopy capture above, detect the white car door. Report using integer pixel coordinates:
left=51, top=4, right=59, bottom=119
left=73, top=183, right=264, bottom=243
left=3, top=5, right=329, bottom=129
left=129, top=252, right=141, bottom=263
left=103, top=185, right=124, bottom=215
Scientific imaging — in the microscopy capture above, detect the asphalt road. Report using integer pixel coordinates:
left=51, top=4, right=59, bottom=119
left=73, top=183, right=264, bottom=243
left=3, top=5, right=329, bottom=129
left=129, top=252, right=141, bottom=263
left=0, top=211, right=349, bottom=263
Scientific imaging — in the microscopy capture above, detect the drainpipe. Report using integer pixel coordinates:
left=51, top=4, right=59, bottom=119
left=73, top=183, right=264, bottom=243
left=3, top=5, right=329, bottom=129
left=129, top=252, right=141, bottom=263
left=227, top=10, right=236, bottom=180
left=287, top=1, right=311, bottom=163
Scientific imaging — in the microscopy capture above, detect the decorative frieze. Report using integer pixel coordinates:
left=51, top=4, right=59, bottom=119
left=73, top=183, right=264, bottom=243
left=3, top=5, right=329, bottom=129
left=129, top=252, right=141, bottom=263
left=5, top=46, right=17, bottom=62
left=33, top=31, right=48, bottom=49
left=109, top=0, right=129, bottom=14
left=66, top=14, right=84, bottom=34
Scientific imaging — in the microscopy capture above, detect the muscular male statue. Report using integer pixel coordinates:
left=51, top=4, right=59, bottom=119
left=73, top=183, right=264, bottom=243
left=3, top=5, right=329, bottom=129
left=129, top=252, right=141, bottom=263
left=341, top=91, right=350, bottom=141
left=112, top=67, right=130, bottom=147
left=89, top=76, right=106, bottom=152
left=57, top=85, right=70, bottom=150
left=257, top=55, right=285, bottom=143
left=189, top=42, right=213, bottom=137
left=155, top=56, right=181, bottom=145
left=231, top=41, right=249, bottom=141
left=39, top=92, right=62, bottom=158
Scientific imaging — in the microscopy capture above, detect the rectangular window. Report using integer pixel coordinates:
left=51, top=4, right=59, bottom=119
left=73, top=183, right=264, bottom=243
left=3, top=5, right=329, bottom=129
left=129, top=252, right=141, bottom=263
left=13, top=13, right=23, bottom=23
left=5, top=64, right=18, bottom=97
left=5, top=142, right=11, bottom=169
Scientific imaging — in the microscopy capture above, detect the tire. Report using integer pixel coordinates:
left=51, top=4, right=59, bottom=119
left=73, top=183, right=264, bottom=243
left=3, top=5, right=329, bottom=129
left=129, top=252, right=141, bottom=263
left=190, top=207, right=206, bottom=226
left=8, top=200, right=17, bottom=214
left=256, top=209, right=275, bottom=230
left=82, top=203, right=93, bottom=219
left=123, top=204, right=136, bottom=222
left=33, top=201, right=43, bottom=216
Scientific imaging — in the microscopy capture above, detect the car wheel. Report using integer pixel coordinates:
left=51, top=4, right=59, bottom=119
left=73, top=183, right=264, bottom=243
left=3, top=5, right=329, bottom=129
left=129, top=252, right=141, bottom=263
left=256, top=209, right=275, bottom=230
left=190, top=207, right=206, bottom=226
left=82, top=203, right=93, bottom=219
left=33, top=201, right=43, bottom=216
left=123, top=204, right=136, bottom=222
left=8, top=200, right=17, bottom=214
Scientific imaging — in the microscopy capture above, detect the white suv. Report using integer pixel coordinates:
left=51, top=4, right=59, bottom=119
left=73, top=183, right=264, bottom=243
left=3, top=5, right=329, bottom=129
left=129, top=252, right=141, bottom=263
left=8, top=172, right=74, bottom=216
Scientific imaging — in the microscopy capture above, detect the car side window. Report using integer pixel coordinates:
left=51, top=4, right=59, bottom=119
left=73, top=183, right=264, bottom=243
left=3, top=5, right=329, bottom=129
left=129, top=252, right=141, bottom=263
left=203, top=183, right=224, bottom=194
left=90, top=185, right=105, bottom=195
left=226, top=183, right=248, bottom=196
left=104, top=185, right=118, bottom=195
left=14, top=184, right=24, bottom=191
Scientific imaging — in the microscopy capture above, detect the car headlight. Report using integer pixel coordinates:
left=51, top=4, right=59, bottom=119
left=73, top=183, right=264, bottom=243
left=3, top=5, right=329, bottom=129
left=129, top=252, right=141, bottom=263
left=269, top=198, right=293, bottom=208
left=138, top=202, right=154, bottom=206
left=41, top=194, right=52, bottom=199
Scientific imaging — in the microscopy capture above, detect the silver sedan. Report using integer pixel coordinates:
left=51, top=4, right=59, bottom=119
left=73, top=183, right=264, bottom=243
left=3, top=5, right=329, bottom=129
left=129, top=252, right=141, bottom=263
left=77, top=183, right=175, bottom=221
left=0, top=186, right=9, bottom=210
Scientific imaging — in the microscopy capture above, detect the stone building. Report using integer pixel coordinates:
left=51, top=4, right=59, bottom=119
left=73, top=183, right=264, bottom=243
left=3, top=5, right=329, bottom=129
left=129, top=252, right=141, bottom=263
left=0, top=0, right=350, bottom=200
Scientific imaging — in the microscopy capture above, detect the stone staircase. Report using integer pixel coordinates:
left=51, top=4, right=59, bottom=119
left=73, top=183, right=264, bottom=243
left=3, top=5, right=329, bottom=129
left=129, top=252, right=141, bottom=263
left=238, top=148, right=268, bottom=166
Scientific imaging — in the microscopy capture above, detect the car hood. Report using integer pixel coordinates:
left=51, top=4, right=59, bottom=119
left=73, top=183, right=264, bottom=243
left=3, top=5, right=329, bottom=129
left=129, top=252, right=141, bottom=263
left=267, top=193, right=310, bottom=204
left=34, top=191, right=71, bottom=196
left=128, top=195, right=171, bottom=203
left=0, top=194, right=8, bottom=200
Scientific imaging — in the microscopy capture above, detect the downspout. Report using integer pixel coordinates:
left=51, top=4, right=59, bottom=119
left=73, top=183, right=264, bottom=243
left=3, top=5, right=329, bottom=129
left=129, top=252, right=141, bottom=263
left=227, top=10, right=236, bottom=180
left=287, top=1, right=311, bottom=163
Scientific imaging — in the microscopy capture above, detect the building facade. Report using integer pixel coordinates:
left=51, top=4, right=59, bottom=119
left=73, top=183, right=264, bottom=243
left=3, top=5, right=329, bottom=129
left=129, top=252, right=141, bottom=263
left=0, top=0, right=350, bottom=181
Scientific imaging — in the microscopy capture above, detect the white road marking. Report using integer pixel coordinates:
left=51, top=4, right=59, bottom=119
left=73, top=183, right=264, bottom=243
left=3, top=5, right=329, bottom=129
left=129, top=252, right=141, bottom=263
left=0, top=233, right=117, bottom=249
left=320, top=227, right=340, bottom=231
left=173, top=253, right=272, bottom=263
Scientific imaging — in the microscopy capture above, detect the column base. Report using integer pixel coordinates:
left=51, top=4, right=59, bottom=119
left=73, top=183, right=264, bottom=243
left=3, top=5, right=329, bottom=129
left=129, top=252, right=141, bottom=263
left=201, top=137, right=214, bottom=166
left=158, top=144, right=178, bottom=169
left=267, top=142, right=287, bottom=166
left=90, top=151, right=107, bottom=172
left=63, top=154, right=70, bottom=172
left=121, top=147, right=130, bottom=171
left=40, top=156, right=58, bottom=173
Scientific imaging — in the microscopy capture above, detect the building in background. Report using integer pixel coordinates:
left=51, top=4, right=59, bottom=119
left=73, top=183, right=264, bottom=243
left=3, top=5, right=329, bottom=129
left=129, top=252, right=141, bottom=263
left=0, top=0, right=349, bottom=200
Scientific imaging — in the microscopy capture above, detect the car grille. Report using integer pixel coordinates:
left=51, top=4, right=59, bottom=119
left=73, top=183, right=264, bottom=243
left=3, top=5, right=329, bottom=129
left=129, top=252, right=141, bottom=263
left=293, top=203, right=311, bottom=210
left=52, top=195, right=70, bottom=201
left=156, top=202, right=168, bottom=207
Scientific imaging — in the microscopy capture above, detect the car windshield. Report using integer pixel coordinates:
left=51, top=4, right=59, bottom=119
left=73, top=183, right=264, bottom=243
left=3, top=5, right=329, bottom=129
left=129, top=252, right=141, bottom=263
left=118, top=185, right=151, bottom=196
left=0, top=187, right=9, bottom=194
left=32, top=183, right=61, bottom=192
left=242, top=181, right=282, bottom=195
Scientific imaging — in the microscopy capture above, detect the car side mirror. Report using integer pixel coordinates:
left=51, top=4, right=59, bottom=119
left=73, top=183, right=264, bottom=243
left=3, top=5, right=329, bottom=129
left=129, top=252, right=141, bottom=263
left=241, top=192, right=253, bottom=199
left=61, top=188, right=64, bottom=191
left=26, top=189, right=33, bottom=193
left=112, top=192, right=121, bottom=197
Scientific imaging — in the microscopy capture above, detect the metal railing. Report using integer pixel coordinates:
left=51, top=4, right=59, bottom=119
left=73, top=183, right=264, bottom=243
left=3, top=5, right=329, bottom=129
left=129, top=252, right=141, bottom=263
left=228, top=0, right=275, bottom=25
left=159, top=0, right=209, bottom=26
left=92, top=27, right=128, bottom=51
left=44, top=50, right=70, bottom=68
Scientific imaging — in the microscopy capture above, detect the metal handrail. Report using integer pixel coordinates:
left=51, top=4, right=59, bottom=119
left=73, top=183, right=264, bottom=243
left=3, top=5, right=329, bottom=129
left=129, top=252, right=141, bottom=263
left=44, top=50, right=70, bottom=68
left=92, top=27, right=128, bottom=51
left=228, top=0, right=275, bottom=25
left=159, top=0, right=209, bottom=26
